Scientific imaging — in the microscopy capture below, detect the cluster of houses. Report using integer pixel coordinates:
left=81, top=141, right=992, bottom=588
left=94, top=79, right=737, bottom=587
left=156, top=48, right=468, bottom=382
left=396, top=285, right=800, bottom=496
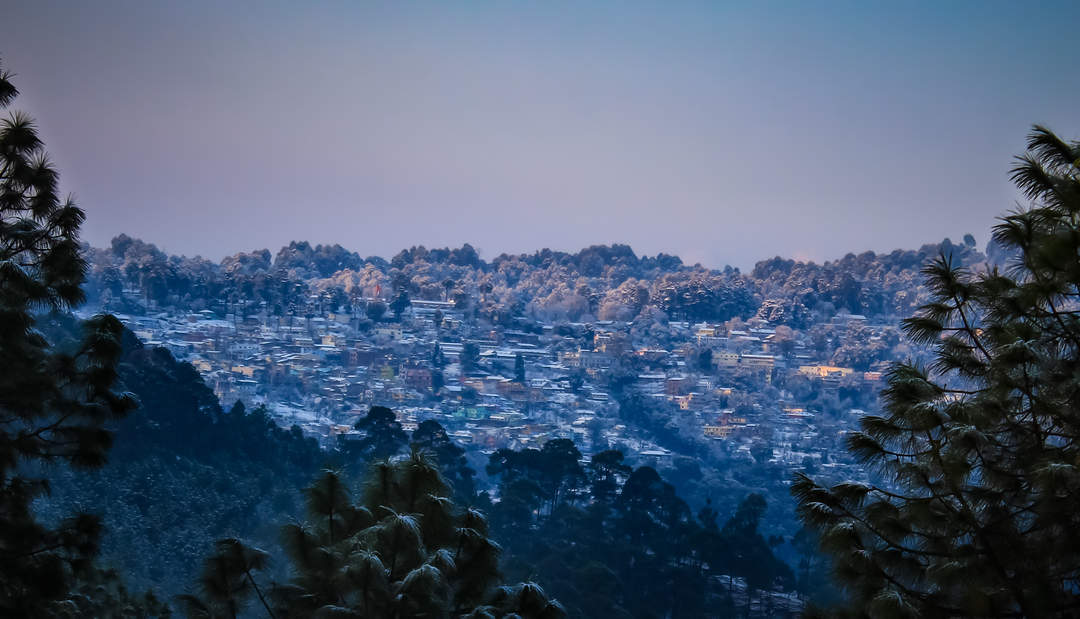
left=106, top=298, right=891, bottom=477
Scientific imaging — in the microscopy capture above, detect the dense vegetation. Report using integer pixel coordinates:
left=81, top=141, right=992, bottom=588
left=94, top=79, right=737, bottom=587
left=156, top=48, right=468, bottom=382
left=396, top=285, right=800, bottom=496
left=483, top=442, right=793, bottom=617
left=24, top=299, right=798, bottom=617
left=35, top=316, right=323, bottom=598
left=0, top=59, right=157, bottom=615
left=40, top=348, right=798, bottom=616
left=85, top=228, right=987, bottom=335
left=794, top=127, right=1080, bottom=617
left=178, top=461, right=566, bottom=618
left=334, top=409, right=796, bottom=616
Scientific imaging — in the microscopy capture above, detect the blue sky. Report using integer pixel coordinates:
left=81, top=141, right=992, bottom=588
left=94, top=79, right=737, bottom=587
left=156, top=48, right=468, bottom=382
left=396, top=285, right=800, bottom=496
left=2, top=1, right=1078, bottom=268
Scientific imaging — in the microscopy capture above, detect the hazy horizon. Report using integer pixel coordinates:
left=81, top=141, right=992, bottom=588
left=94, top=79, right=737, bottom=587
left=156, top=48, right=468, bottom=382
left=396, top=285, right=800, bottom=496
left=3, top=1, right=1079, bottom=269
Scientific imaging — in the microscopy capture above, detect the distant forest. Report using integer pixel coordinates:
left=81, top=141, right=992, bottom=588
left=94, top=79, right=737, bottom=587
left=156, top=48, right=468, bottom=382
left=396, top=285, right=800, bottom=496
left=86, top=232, right=994, bottom=331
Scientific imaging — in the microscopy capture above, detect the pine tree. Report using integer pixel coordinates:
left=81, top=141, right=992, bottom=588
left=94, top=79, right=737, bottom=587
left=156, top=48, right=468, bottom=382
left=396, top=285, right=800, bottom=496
left=205, top=450, right=567, bottom=617
left=0, top=58, right=137, bottom=613
left=390, top=290, right=411, bottom=321
left=461, top=342, right=480, bottom=374
left=53, top=566, right=171, bottom=618
left=412, top=419, right=477, bottom=503
left=514, top=353, right=526, bottom=384
left=587, top=449, right=631, bottom=506
left=433, top=341, right=446, bottom=368
left=793, top=126, right=1080, bottom=617
left=177, top=539, right=273, bottom=619
left=349, top=405, right=408, bottom=461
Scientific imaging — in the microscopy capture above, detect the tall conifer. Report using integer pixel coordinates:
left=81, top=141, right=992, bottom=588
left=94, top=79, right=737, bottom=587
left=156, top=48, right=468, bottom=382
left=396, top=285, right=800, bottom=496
left=794, top=127, right=1080, bottom=617
left=0, top=58, right=136, bottom=613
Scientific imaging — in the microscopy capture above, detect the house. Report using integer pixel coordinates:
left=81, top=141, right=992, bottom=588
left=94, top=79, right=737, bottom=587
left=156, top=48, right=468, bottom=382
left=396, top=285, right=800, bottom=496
left=704, top=425, right=730, bottom=439
left=374, top=325, right=404, bottom=340
left=740, top=353, right=775, bottom=371
left=713, top=352, right=740, bottom=369
left=560, top=350, right=612, bottom=370
left=403, top=367, right=433, bottom=390
left=637, top=373, right=666, bottom=393
left=798, top=365, right=855, bottom=381
left=665, top=377, right=692, bottom=396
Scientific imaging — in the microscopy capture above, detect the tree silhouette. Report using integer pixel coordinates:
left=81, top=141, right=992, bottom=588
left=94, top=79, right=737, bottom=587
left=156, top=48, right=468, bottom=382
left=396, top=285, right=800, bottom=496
left=412, top=420, right=476, bottom=503
left=365, top=300, right=387, bottom=322
left=794, top=126, right=1080, bottom=617
left=202, top=454, right=567, bottom=617
left=485, top=441, right=793, bottom=617
left=460, top=342, right=480, bottom=374
left=486, top=439, right=584, bottom=517
left=587, top=450, right=631, bottom=506
left=349, top=405, right=408, bottom=461
left=390, top=290, right=411, bottom=321
left=514, top=353, right=526, bottom=384
left=0, top=58, right=138, bottom=614
left=177, top=538, right=274, bottom=619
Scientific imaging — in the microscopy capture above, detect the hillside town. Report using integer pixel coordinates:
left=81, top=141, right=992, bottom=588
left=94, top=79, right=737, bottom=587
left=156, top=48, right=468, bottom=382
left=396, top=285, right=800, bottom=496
left=99, top=289, right=895, bottom=486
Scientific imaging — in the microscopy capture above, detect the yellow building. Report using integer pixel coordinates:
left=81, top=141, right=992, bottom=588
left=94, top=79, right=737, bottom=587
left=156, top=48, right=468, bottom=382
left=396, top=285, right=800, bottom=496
left=798, top=365, right=855, bottom=380
left=704, top=425, right=731, bottom=438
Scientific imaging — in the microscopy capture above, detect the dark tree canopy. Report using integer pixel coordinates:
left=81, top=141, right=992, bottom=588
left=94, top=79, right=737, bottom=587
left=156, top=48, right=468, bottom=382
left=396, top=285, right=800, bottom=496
left=486, top=443, right=792, bottom=617
left=412, top=419, right=476, bottom=503
left=185, top=458, right=566, bottom=618
left=794, top=126, right=1080, bottom=617
left=366, top=299, right=388, bottom=322
left=0, top=59, right=138, bottom=613
left=514, top=353, right=526, bottom=384
left=460, top=342, right=480, bottom=374
left=350, top=405, right=409, bottom=461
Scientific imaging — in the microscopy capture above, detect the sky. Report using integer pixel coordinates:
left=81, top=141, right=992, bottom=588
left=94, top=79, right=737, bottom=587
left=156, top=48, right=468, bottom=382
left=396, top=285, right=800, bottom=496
left=2, top=1, right=1078, bottom=269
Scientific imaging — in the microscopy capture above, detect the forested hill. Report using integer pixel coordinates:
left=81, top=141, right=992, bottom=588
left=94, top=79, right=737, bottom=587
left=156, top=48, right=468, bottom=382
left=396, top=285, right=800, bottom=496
left=57, top=233, right=995, bottom=611
left=85, top=234, right=991, bottom=326
left=32, top=315, right=796, bottom=615
left=33, top=315, right=325, bottom=598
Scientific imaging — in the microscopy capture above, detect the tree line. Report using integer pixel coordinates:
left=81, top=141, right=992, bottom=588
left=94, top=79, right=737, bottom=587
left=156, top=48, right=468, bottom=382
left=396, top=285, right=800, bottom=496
left=82, top=219, right=990, bottom=330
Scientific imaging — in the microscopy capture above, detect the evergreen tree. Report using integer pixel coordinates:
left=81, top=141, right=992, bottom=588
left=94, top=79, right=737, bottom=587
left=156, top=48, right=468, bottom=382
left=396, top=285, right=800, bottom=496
left=0, top=58, right=138, bottom=613
left=793, top=126, right=1080, bottom=617
left=587, top=450, right=631, bottom=506
left=486, top=439, right=584, bottom=517
left=412, top=420, right=476, bottom=503
left=390, top=290, right=411, bottom=321
left=514, top=353, right=526, bottom=384
left=349, top=405, right=408, bottom=461
left=365, top=300, right=387, bottom=322
left=432, top=368, right=446, bottom=396
left=460, top=342, right=480, bottom=374
left=52, top=567, right=171, bottom=618
left=480, top=439, right=795, bottom=617
left=177, top=539, right=273, bottom=619
left=201, top=454, right=566, bottom=617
